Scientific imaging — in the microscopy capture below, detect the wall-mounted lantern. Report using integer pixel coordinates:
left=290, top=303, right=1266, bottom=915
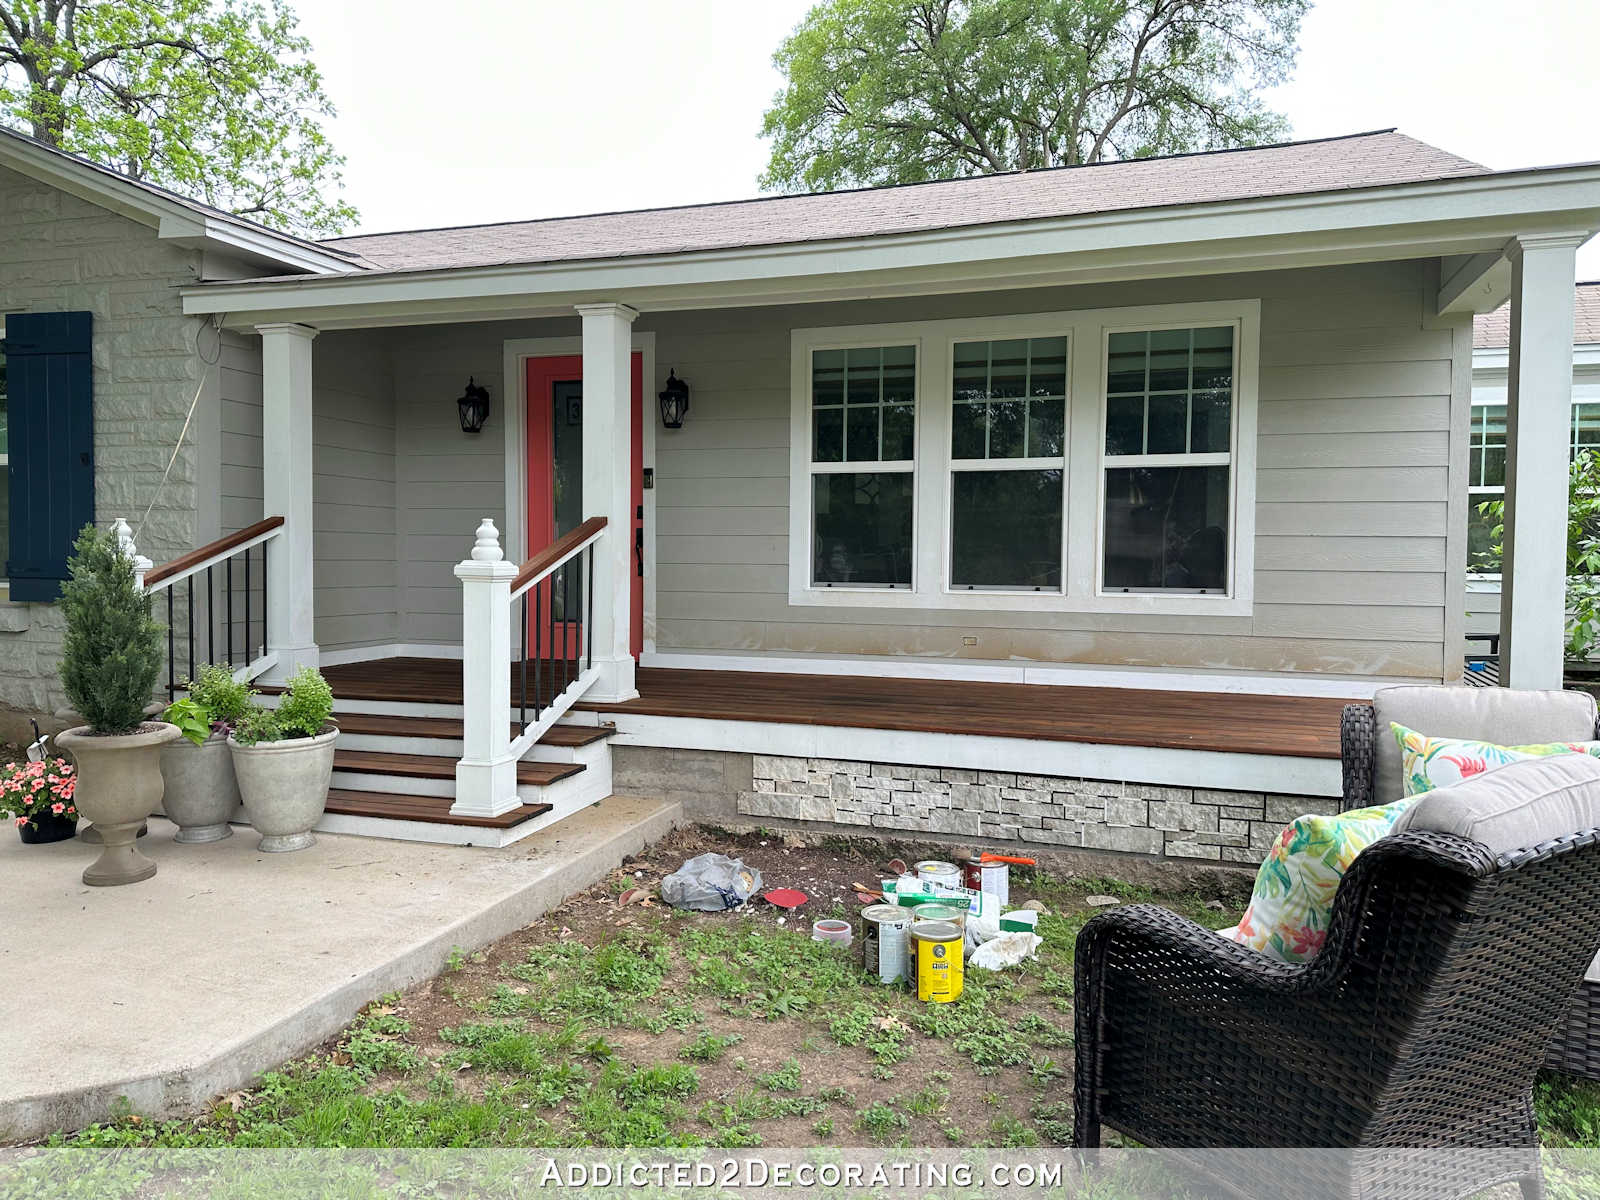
left=658, top=369, right=690, bottom=429
left=457, top=377, right=490, bottom=434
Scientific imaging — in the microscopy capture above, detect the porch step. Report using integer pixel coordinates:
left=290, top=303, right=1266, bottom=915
left=334, top=713, right=613, bottom=747
left=332, top=749, right=583, bottom=788
left=324, top=789, right=552, bottom=829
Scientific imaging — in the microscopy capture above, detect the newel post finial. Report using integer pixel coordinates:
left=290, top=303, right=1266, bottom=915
left=470, top=518, right=504, bottom=562
left=111, top=517, right=152, bottom=589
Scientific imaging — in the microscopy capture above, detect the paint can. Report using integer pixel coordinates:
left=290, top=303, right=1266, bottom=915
left=911, top=902, right=967, bottom=933
left=961, top=856, right=1010, bottom=907
left=861, top=903, right=912, bottom=985
left=914, top=859, right=961, bottom=890
left=812, top=918, right=853, bottom=949
left=911, top=920, right=964, bottom=1003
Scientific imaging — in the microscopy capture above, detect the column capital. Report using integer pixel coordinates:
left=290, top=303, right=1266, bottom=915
left=254, top=321, right=320, bottom=341
left=1505, top=232, right=1590, bottom=258
left=574, top=302, right=639, bottom=324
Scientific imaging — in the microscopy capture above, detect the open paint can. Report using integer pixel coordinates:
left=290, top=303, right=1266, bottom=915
left=812, top=918, right=853, bottom=948
left=911, top=902, right=967, bottom=933
left=914, top=859, right=961, bottom=890
left=861, top=903, right=912, bottom=985
left=910, top=920, right=964, bottom=1003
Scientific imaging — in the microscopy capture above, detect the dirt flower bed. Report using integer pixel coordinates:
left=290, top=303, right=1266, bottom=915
left=49, top=825, right=1600, bottom=1150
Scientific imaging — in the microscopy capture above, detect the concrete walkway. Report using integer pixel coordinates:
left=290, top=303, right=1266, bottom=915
left=0, top=795, right=681, bottom=1143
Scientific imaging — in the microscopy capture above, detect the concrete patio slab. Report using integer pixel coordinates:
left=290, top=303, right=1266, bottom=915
left=0, top=794, right=682, bottom=1144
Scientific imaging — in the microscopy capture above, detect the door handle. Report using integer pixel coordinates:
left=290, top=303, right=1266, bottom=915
left=634, top=525, right=644, bottom=577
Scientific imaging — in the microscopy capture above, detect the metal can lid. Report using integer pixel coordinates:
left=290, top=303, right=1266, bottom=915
left=910, top=920, right=961, bottom=941
left=861, top=904, right=908, bottom=923
left=911, top=903, right=963, bottom=920
left=913, top=859, right=958, bottom=873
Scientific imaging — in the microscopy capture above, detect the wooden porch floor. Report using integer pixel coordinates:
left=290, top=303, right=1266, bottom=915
left=318, top=657, right=1357, bottom=759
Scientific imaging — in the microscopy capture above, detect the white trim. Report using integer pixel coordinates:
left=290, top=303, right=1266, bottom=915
left=606, top=711, right=1342, bottom=798
left=318, top=642, right=464, bottom=666
left=183, top=163, right=1600, bottom=329
left=786, top=299, right=1258, bottom=616
left=639, top=647, right=1399, bottom=699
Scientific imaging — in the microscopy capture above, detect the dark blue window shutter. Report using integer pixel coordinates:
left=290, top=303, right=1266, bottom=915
left=5, top=311, right=94, bottom=601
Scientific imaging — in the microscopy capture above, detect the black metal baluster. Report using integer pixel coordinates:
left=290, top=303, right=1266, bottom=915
left=206, top=566, right=215, bottom=667
left=519, top=593, right=528, bottom=735
left=166, top=588, right=176, bottom=701
left=244, top=546, right=251, bottom=663
left=534, top=580, right=543, bottom=719
left=186, top=576, right=195, bottom=684
left=261, top=540, right=269, bottom=661
left=226, top=557, right=234, bottom=668
left=586, top=545, right=594, bottom=672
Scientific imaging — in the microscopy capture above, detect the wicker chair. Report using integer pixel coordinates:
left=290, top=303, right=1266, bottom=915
left=1342, top=688, right=1600, bottom=1079
left=1073, top=819, right=1600, bottom=1199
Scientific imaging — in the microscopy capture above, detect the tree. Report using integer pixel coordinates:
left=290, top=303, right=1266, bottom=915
left=761, top=0, right=1307, bottom=194
left=0, top=0, right=355, bottom=235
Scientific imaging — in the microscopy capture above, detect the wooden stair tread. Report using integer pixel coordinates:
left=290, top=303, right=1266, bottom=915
left=334, top=713, right=613, bottom=747
left=324, top=789, right=552, bottom=830
left=332, top=750, right=584, bottom=786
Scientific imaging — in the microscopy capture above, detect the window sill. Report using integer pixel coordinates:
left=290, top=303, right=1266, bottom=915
left=788, top=583, right=1253, bottom=617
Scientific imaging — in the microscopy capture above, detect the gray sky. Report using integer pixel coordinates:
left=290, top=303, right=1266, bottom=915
left=296, top=0, right=1600, bottom=278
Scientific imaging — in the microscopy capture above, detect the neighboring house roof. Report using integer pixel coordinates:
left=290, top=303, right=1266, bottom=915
left=1474, top=282, right=1600, bottom=348
left=0, top=124, right=364, bottom=274
left=318, top=129, right=1489, bottom=275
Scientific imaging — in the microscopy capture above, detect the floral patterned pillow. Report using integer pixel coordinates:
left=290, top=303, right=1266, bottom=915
left=1390, top=722, right=1600, bottom=797
left=1221, top=799, right=1415, bottom=963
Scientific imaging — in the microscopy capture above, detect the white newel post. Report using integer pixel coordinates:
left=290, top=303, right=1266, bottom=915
left=112, top=518, right=151, bottom=590
left=453, top=519, right=521, bottom=818
left=257, top=322, right=319, bottom=681
left=577, top=302, right=640, bottom=703
left=1501, top=234, right=1583, bottom=691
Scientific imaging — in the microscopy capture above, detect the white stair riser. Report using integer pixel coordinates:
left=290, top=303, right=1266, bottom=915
left=338, top=733, right=463, bottom=757
left=331, top=771, right=456, bottom=798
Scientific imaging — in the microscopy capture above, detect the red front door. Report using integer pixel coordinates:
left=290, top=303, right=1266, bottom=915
left=525, top=354, right=644, bottom=661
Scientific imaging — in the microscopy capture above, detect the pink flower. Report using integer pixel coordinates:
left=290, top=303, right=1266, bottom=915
left=13, top=816, right=25, bottom=828
left=50, top=802, right=64, bottom=815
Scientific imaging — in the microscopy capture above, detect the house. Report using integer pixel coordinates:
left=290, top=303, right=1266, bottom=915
left=1464, top=282, right=1600, bottom=641
left=2, top=126, right=1596, bottom=864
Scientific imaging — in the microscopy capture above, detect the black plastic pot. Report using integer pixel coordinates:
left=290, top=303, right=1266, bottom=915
left=17, top=811, right=77, bottom=844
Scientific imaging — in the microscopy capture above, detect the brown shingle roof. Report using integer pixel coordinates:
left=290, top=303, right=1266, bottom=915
left=319, top=130, right=1487, bottom=274
left=1475, top=282, right=1600, bottom=348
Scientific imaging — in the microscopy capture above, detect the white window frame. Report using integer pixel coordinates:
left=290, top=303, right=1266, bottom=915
left=787, top=298, right=1259, bottom=615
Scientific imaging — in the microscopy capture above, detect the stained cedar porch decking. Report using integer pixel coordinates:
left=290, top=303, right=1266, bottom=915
left=316, top=657, right=1355, bottom=759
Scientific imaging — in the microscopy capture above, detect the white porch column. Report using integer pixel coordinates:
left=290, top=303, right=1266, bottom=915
left=1501, top=234, right=1583, bottom=691
left=257, top=322, right=319, bottom=681
left=453, top=519, right=521, bottom=818
left=577, top=302, right=640, bottom=703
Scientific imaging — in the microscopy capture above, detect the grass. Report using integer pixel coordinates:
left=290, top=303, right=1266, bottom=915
left=33, top=862, right=1600, bottom=1152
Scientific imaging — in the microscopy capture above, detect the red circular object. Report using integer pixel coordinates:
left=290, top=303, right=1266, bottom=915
left=763, top=887, right=808, bottom=910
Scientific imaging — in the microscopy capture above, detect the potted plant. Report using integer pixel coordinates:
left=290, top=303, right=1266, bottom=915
left=228, top=666, right=337, bottom=853
left=159, top=664, right=254, bottom=843
left=55, top=524, right=180, bottom=886
left=1, top=756, right=79, bottom=844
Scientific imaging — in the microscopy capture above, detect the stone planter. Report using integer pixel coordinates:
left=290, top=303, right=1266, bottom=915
left=228, top=726, right=338, bottom=853
left=57, top=723, right=182, bottom=886
left=159, top=732, right=241, bottom=843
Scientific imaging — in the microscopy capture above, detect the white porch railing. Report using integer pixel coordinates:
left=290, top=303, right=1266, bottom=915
left=117, top=515, right=285, bottom=695
left=452, top=516, right=607, bottom=818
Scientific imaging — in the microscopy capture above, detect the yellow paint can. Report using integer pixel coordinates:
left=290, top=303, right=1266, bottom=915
left=910, top=920, right=964, bottom=1003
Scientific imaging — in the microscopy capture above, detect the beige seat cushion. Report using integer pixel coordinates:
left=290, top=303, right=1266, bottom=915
left=1390, top=753, right=1600, bottom=857
left=1371, top=685, right=1597, bottom=804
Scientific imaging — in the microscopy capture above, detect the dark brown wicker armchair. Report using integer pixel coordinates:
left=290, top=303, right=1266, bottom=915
left=1073, top=826, right=1600, bottom=1199
left=1343, top=700, right=1600, bottom=1079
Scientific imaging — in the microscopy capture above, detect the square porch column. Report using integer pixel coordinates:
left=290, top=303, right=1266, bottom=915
left=256, top=322, right=319, bottom=681
left=1500, top=234, right=1584, bottom=691
left=577, top=302, right=640, bottom=703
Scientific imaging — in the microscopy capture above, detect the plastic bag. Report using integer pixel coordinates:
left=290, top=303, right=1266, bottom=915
left=964, top=906, right=1002, bottom=955
left=660, top=853, right=762, bottom=912
left=968, top=932, right=1043, bottom=972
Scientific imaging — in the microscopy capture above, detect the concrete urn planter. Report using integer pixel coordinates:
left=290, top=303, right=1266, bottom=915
left=56, top=723, right=182, bottom=886
left=159, top=732, right=241, bottom=843
left=228, top=726, right=338, bottom=853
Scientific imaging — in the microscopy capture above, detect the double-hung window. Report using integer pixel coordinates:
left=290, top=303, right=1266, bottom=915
left=807, top=345, right=916, bottom=588
left=1467, top=403, right=1506, bottom=573
left=948, top=337, right=1067, bottom=591
left=1100, top=325, right=1235, bottom=594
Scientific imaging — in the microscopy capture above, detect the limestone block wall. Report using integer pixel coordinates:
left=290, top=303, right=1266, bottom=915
left=612, top=745, right=1323, bottom=866
left=0, top=165, right=204, bottom=719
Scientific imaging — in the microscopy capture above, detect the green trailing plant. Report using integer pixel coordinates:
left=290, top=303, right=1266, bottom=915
left=1475, top=449, right=1600, bottom=662
left=163, top=663, right=258, bottom=745
left=231, top=666, right=334, bottom=746
left=58, top=524, right=164, bottom=734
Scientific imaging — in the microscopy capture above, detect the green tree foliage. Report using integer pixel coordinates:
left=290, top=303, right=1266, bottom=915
left=1476, top=449, right=1600, bottom=662
left=0, top=0, right=355, bottom=234
left=761, top=0, right=1307, bottom=193
left=58, top=523, right=164, bottom=733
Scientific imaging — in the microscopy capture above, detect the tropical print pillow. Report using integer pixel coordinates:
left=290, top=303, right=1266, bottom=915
left=1390, top=722, right=1600, bottom=797
left=1221, top=799, right=1415, bottom=963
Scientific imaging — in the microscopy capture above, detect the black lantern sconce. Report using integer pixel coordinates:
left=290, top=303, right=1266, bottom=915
left=457, top=376, right=490, bottom=434
left=658, top=369, right=690, bottom=429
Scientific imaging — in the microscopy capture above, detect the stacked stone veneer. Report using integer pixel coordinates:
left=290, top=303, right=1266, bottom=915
left=740, top=755, right=1327, bottom=865
left=0, top=164, right=205, bottom=716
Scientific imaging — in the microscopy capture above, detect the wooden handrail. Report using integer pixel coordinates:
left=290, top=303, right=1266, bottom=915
left=145, top=515, right=285, bottom=587
left=510, top=516, right=607, bottom=596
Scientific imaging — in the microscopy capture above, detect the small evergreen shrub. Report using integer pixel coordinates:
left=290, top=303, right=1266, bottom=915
left=58, top=524, right=164, bottom=734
